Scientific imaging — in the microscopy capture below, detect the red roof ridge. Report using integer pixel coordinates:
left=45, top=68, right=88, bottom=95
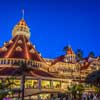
left=5, top=35, right=20, bottom=58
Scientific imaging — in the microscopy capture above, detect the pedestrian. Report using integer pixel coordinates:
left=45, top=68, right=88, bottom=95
left=82, top=93, right=87, bottom=100
left=93, top=94, right=98, bottom=100
left=90, top=93, right=94, bottom=100
left=65, top=94, right=68, bottom=100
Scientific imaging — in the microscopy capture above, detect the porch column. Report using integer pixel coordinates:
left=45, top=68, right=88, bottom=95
left=38, top=78, right=42, bottom=91
left=60, top=81, right=62, bottom=88
left=50, top=80, right=53, bottom=89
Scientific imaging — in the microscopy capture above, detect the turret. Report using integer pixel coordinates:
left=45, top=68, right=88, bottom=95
left=12, top=19, right=30, bottom=39
left=64, top=45, right=76, bottom=63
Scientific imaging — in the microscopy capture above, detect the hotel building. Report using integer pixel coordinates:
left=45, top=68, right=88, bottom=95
left=0, top=18, right=99, bottom=99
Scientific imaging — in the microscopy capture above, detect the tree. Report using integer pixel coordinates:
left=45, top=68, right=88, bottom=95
left=0, top=78, right=15, bottom=99
left=68, top=83, right=84, bottom=99
left=88, top=51, right=95, bottom=58
left=63, top=45, right=69, bottom=53
left=85, top=70, right=100, bottom=89
left=76, top=49, right=84, bottom=81
left=76, top=49, right=83, bottom=62
left=12, top=62, right=32, bottom=100
left=94, top=86, right=100, bottom=94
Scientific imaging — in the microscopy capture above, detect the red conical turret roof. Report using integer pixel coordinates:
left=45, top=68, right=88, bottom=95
left=0, top=19, right=46, bottom=63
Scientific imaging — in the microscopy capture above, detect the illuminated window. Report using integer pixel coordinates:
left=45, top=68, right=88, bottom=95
left=31, top=96, right=38, bottom=99
left=25, top=80, right=33, bottom=88
left=40, top=94, right=50, bottom=100
left=61, top=82, right=67, bottom=89
left=53, top=81, right=61, bottom=88
left=33, top=80, right=38, bottom=88
left=41, top=80, right=50, bottom=89
left=8, top=79, right=21, bottom=88
left=25, top=80, right=38, bottom=89
left=1, top=79, right=20, bottom=89
left=14, top=80, right=20, bottom=88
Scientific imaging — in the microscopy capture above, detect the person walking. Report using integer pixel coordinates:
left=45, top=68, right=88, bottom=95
left=82, top=93, right=87, bottom=100
left=93, top=95, right=98, bottom=100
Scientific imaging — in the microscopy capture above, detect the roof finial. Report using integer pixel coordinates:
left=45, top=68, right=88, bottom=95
left=22, top=9, right=24, bottom=19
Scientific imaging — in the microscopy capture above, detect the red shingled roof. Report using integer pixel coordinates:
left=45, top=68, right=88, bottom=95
left=0, top=35, right=46, bottom=63
left=0, top=67, right=56, bottom=78
left=51, top=55, right=91, bottom=70
left=51, top=55, right=65, bottom=65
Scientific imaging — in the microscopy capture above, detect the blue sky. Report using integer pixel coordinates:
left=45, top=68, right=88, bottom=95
left=0, top=0, right=99, bottom=58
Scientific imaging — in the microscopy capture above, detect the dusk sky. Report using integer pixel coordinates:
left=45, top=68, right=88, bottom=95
left=0, top=0, right=100, bottom=58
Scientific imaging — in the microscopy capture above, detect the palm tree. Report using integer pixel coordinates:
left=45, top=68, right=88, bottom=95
left=85, top=70, right=100, bottom=92
left=76, top=49, right=83, bottom=81
left=94, top=86, right=100, bottom=94
left=63, top=45, right=69, bottom=53
left=76, top=84, right=84, bottom=98
left=68, top=83, right=84, bottom=99
left=76, top=49, right=83, bottom=62
left=88, top=51, right=95, bottom=58
left=68, top=84, right=77, bottom=99
left=12, top=62, right=32, bottom=100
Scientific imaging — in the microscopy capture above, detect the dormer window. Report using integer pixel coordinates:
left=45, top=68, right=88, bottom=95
left=18, top=40, right=23, bottom=44
left=2, top=46, right=8, bottom=52
left=29, top=48, right=35, bottom=54
left=27, top=42, right=31, bottom=46
left=16, top=46, right=22, bottom=52
left=9, top=40, right=13, bottom=44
